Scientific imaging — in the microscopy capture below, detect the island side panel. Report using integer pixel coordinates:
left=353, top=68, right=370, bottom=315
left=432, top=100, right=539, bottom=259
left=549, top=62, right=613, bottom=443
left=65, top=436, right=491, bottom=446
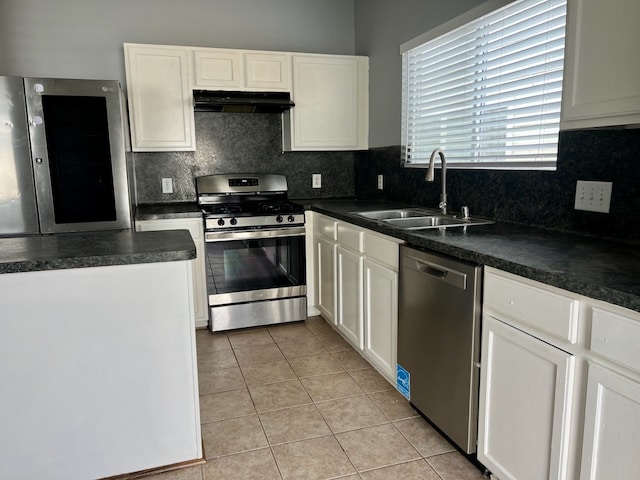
left=0, top=260, right=201, bottom=480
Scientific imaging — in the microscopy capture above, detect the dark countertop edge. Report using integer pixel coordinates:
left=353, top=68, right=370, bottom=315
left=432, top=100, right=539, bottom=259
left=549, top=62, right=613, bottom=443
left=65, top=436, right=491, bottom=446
left=1, top=251, right=196, bottom=275
left=304, top=201, right=640, bottom=314
left=135, top=202, right=201, bottom=220
left=0, top=230, right=196, bottom=275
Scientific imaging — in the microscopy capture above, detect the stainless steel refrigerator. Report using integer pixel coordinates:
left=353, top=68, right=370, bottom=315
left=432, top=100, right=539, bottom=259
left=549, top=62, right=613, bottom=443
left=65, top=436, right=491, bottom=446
left=0, top=76, right=132, bottom=236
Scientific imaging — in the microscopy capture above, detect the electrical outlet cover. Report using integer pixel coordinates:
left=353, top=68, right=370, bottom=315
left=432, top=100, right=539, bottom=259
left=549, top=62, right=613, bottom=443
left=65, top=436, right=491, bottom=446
left=161, top=178, right=173, bottom=194
left=574, top=180, right=612, bottom=213
left=312, top=174, right=321, bottom=189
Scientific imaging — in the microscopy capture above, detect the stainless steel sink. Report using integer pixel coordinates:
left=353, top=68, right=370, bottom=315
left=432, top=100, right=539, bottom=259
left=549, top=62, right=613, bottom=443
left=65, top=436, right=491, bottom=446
left=384, top=216, right=463, bottom=228
left=385, top=215, right=493, bottom=229
left=353, top=208, right=494, bottom=230
left=356, top=208, right=441, bottom=220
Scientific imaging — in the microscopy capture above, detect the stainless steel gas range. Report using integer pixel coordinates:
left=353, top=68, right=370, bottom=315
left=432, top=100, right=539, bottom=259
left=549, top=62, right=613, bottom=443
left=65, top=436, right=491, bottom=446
left=196, top=173, right=307, bottom=332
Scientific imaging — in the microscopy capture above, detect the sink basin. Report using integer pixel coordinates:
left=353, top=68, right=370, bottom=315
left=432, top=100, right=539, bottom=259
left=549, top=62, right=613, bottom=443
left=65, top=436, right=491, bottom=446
left=355, top=208, right=441, bottom=220
left=384, top=216, right=463, bottom=228
left=384, top=215, right=493, bottom=229
left=353, top=208, right=494, bottom=230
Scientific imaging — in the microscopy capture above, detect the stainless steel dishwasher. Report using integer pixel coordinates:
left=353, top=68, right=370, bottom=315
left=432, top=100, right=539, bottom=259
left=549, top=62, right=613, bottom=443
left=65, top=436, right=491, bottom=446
left=397, top=244, right=482, bottom=454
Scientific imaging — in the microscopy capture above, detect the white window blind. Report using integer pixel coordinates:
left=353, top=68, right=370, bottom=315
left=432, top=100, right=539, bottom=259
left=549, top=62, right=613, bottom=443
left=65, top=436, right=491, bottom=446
left=401, top=0, right=566, bottom=169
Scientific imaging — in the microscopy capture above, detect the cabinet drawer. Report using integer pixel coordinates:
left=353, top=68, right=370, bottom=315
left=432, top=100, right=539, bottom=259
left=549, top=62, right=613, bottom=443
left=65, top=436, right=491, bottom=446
left=316, top=215, right=337, bottom=241
left=363, top=232, right=398, bottom=270
left=591, top=307, right=640, bottom=373
left=337, top=222, right=363, bottom=252
left=484, top=269, right=580, bottom=344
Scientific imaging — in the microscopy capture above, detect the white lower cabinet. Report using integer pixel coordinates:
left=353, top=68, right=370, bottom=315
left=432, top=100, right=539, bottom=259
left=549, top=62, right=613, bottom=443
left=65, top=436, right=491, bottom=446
left=135, top=218, right=208, bottom=327
left=363, top=257, right=398, bottom=377
left=480, top=267, right=582, bottom=480
left=579, top=363, right=640, bottom=480
left=579, top=302, right=640, bottom=480
left=480, top=267, right=640, bottom=480
left=336, top=244, right=363, bottom=348
left=478, top=315, right=576, bottom=480
left=316, top=234, right=337, bottom=324
left=312, top=213, right=400, bottom=381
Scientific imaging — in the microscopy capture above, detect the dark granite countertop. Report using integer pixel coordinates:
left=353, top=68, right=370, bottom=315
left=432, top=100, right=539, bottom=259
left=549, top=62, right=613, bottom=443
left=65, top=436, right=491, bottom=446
left=135, top=202, right=201, bottom=220
left=300, top=199, right=640, bottom=313
left=0, top=230, right=196, bottom=274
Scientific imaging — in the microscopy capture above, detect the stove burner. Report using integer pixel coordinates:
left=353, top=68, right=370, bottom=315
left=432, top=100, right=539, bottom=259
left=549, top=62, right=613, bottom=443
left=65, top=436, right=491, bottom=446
left=202, top=204, right=242, bottom=215
left=259, top=202, right=297, bottom=214
left=197, top=174, right=304, bottom=230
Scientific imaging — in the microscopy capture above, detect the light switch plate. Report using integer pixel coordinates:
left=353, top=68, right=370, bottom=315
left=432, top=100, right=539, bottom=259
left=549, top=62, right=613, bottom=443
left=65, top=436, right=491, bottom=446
left=312, top=174, right=321, bottom=189
left=161, top=177, right=173, bottom=194
left=574, top=180, right=612, bottom=213
left=377, top=174, right=384, bottom=190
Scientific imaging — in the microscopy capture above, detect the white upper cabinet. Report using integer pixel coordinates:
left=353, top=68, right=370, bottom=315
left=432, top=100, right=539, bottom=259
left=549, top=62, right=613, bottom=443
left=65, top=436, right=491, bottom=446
left=193, top=49, right=243, bottom=89
left=244, top=52, right=290, bottom=90
left=561, top=0, right=640, bottom=129
left=123, top=44, right=369, bottom=152
left=124, top=44, right=196, bottom=152
left=193, top=49, right=290, bottom=91
left=284, top=54, right=369, bottom=151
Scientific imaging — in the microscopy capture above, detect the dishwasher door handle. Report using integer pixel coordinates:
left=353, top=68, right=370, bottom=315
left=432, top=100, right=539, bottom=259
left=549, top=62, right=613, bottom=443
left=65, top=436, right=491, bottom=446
left=417, top=263, right=448, bottom=279
left=409, top=256, right=468, bottom=290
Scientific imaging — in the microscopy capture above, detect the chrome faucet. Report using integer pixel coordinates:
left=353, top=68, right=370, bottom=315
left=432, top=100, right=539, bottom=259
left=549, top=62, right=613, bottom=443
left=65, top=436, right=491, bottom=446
left=425, top=149, right=447, bottom=215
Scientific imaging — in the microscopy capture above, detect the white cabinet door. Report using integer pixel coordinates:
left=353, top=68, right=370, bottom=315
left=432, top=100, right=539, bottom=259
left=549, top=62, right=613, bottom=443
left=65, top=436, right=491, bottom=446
left=561, top=0, right=640, bottom=129
left=478, top=316, right=575, bottom=480
left=136, top=218, right=208, bottom=327
left=336, top=245, right=363, bottom=348
left=317, top=236, right=336, bottom=324
left=363, top=257, right=397, bottom=380
left=244, top=52, right=290, bottom=90
left=284, top=54, right=368, bottom=151
left=193, top=49, right=289, bottom=91
left=580, top=363, right=640, bottom=480
left=193, top=49, right=243, bottom=89
left=124, top=44, right=195, bottom=151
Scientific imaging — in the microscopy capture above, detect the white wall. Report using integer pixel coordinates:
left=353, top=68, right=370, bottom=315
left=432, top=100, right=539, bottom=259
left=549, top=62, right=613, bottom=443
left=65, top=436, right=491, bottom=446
left=0, top=0, right=355, bottom=89
left=355, top=0, right=480, bottom=148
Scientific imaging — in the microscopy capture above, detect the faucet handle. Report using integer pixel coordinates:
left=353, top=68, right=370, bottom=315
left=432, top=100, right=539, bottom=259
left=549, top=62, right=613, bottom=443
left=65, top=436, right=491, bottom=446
left=461, top=206, right=470, bottom=219
left=439, top=194, right=447, bottom=215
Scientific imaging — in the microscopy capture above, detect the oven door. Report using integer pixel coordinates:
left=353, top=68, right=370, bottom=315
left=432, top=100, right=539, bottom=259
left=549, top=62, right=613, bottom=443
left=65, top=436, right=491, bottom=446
left=204, top=226, right=307, bottom=330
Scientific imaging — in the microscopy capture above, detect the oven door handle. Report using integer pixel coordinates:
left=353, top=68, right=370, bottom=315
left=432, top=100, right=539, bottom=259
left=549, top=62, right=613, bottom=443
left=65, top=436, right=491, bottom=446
left=205, top=226, right=306, bottom=242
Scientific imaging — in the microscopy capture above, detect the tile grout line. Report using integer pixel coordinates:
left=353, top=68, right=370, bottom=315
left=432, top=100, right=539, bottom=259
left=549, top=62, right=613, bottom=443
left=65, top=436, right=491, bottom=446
left=197, top=319, right=477, bottom=480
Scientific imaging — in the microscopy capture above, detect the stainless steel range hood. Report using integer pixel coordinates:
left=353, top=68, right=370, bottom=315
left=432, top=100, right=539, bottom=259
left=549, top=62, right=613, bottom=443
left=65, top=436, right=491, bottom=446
left=193, top=90, right=295, bottom=113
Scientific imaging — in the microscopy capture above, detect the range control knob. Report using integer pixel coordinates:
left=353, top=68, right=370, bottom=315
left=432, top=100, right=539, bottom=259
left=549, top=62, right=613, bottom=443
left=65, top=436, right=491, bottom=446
left=287, top=215, right=296, bottom=223
left=217, top=218, right=225, bottom=226
left=230, top=217, right=238, bottom=226
left=276, top=215, right=283, bottom=223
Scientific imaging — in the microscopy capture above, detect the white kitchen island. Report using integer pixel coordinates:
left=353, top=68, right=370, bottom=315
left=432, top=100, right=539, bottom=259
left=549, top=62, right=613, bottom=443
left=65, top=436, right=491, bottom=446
left=0, top=230, right=202, bottom=480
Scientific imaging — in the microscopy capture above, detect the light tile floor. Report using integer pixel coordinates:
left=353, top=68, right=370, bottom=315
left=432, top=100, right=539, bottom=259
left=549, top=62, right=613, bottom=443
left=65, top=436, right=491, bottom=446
left=141, top=316, right=486, bottom=480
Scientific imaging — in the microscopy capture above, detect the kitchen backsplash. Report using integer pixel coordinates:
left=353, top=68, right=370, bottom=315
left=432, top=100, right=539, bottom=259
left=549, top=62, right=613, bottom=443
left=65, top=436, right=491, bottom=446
left=133, top=112, right=356, bottom=203
left=134, top=116, right=639, bottom=242
left=355, top=128, right=640, bottom=243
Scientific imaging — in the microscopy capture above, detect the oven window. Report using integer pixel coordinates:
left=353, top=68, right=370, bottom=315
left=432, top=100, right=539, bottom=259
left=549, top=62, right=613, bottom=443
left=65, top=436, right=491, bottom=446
left=206, top=236, right=306, bottom=295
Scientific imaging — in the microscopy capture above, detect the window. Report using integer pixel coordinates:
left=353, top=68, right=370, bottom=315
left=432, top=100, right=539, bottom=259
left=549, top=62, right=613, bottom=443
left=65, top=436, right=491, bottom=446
left=401, top=0, right=567, bottom=170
